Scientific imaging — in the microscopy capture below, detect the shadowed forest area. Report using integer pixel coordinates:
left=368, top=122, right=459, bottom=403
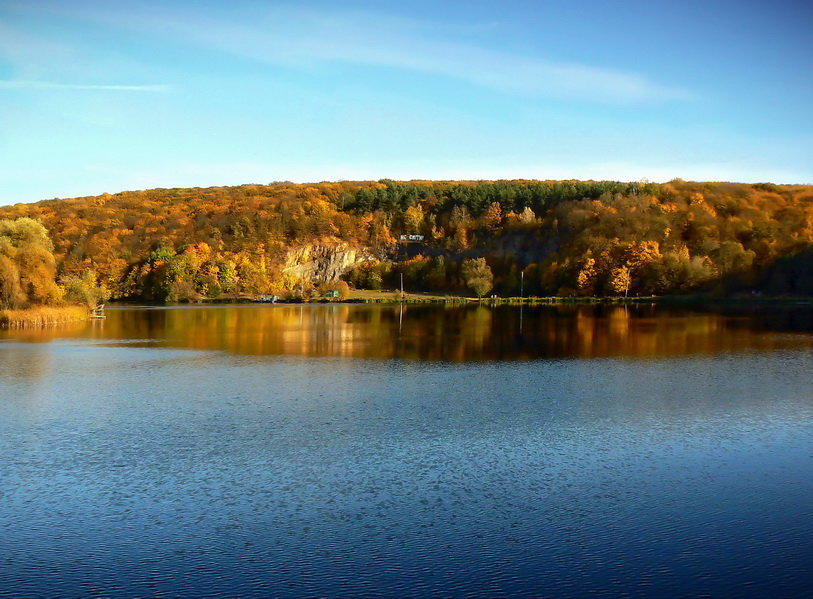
left=1, top=179, right=811, bottom=302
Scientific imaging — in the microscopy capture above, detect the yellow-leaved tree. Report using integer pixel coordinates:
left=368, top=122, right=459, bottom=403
left=0, top=218, right=62, bottom=308
left=461, top=257, right=494, bottom=298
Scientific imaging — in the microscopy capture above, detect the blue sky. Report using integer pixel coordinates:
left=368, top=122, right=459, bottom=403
left=1, top=0, right=811, bottom=204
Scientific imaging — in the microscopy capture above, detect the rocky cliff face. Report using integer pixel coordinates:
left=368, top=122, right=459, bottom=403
left=282, top=243, right=373, bottom=284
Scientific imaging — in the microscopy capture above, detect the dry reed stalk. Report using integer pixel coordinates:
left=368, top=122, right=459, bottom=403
left=0, top=306, right=89, bottom=328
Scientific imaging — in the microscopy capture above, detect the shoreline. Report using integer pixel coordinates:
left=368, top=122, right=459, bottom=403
left=110, top=293, right=813, bottom=307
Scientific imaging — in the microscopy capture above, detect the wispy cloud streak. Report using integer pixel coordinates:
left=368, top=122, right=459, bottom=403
left=0, top=80, right=170, bottom=91
left=164, top=7, right=693, bottom=103
left=10, top=3, right=691, bottom=103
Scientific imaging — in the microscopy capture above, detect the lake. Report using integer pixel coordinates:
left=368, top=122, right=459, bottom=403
left=1, top=303, right=812, bottom=597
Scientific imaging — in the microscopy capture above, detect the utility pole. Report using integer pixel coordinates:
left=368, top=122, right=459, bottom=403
left=520, top=270, right=524, bottom=299
left=400, top=272, right=404, bottom=299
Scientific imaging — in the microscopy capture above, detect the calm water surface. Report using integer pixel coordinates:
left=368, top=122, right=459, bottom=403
left=1, top=304, right=812, bottom=597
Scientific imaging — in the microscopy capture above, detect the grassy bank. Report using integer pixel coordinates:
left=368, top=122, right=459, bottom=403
left=346, top=290, right=813, bottom=306
left=134, top=290, right=813, bottom=307
left=0, top=306, right=90, bottom=328
left=344, top=290, right=657, bottom=304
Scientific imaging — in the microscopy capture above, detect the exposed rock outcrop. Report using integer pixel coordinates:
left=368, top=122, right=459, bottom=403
left=282, top=243, right=374, bottom=285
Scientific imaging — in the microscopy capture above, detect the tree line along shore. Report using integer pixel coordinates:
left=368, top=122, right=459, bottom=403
left=1, top=179, right=811, bottom=320
left=0, top=218, right=108, bottom=327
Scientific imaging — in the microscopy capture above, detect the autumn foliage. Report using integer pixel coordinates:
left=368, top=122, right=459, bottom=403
left=0, top=179, right=811, bottom=300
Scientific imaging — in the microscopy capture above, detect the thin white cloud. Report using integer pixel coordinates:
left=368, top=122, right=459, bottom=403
left=12, top=2, right=692, bottom=103
left=0, top=80, right=170, bottom=91
left=170, top=7, right=693, bottom=103
left=0, top=20, right=169, bottom=92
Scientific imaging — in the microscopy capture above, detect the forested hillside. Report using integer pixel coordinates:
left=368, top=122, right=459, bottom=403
left=1, top=179, right=811, bottom=300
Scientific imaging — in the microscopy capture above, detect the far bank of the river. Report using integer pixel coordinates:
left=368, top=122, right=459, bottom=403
left=343, top=289, right=813, bottom=306
left=110, top=289, right=813, bottom=307
left=283, top=289, right=813, bottom=306
left=0, top=306, right=91, bottom=328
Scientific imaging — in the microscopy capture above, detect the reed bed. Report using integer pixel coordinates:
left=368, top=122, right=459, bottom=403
left=0, top=306, right=90, bottom=328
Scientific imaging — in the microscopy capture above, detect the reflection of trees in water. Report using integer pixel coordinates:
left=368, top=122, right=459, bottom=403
left=60, top=304, right=813, bottom=361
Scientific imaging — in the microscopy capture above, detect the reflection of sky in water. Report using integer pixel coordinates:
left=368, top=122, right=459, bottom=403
left=1, top=307, right=812, bottom=596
